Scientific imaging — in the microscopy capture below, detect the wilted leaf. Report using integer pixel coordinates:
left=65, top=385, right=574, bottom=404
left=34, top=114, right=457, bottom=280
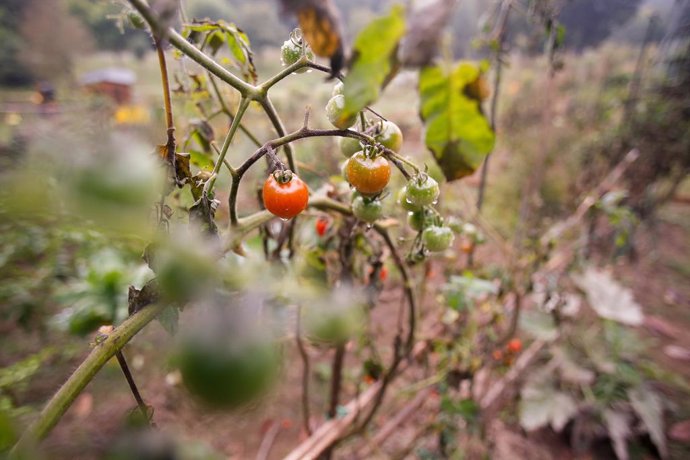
left=573, top=267, right=644, bottom=326
left=341, top=5, right=406, bottom=121
left=419, top=61, right=495, bottom=180
left=519, top=370, right=578, bottom=432
left=519, top=310, right=558, bottom=341
left=552, top=347, right=595, bottom=385
left=190, top=119, right=215, bottom=152
left=400, top=0, right=458, bottom=67
left=628, top=386, right=667, bottom=458
left=603, top=409, right=631, bottom=460
left=278, top=0, right=345, bottom=74
left=189, top=195, right=219, bottom=236
left=175, top=152, right=192, bottom=185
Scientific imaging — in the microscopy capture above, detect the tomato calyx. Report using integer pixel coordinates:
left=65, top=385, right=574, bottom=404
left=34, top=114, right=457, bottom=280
left=272, top=169, right=294, bottom=185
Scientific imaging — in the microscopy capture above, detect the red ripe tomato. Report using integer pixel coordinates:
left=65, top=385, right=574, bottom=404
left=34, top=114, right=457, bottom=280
left=345, top=151, right=391, bottom=196
left=262, top=171, right=309, bottom=219
left=315, top=217, right=329, bottom=236
left=379, top=265, right=388, bottom=282
left=507, top=338, right=522, bottom=354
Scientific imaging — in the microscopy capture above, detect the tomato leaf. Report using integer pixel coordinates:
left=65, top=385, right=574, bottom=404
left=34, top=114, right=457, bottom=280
left=418, top=61, right=495, bottom=181
left=184, top=21, right=257, bottom=84
left=341, top=5, right=406, bottom=121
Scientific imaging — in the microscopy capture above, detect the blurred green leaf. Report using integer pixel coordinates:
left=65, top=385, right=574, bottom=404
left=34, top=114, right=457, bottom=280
left=0, top=410, right=17, bottom=452
left=0, top=349, right=54, bottom=389
left=418, top=61, right=495, bottom=180
left=342, top=5, right=405, bottom=121
left=157, top=305, right=179, bottom=336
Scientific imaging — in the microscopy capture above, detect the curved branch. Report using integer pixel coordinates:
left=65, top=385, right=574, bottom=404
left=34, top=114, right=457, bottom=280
left=11, top=304, right=167, bottom=455
left=258, top=97, right=296, bottom=172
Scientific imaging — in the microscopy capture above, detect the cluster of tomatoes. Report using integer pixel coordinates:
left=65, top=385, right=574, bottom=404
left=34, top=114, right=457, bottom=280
left=262, top=78, right=458, bottom=255
left=492, top=338, right=523, bottom=366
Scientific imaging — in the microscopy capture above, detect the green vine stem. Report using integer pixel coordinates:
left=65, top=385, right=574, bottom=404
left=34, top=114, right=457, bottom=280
left=10, top=303, right=167, bottom=456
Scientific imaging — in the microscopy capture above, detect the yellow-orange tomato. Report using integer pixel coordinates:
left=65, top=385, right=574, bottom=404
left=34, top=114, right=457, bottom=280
left=262, top=172, right=309, bottom=219
left=345, top=152, right=391, bottom=196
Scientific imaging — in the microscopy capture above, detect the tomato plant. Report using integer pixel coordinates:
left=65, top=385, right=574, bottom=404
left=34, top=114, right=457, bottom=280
left=12, top=1, right=606, bottom=458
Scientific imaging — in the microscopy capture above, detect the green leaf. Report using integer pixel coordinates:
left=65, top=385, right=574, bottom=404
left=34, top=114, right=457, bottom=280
left=341, top=5, right=406, bottom=121
left=157, top=305, right=179, bottom=336
left=184, top=21, right=257, bottom=84
left=418, top=62, right=495, bottom=180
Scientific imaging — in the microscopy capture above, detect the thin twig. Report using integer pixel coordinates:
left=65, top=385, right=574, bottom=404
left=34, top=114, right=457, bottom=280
left=115, top=351, right=152, bottom=425
left=256, top=420, right=281, bottom=460
left=295, top=306, right=313, bottom=435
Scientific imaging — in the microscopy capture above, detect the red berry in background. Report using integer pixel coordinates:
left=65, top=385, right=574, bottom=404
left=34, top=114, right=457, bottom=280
left=507, top=338, right=522, bottom=353
left=379, top=265, right=388, bottom=282
left=262, top=170, right=309, bottom=219
left=315, top=217, right=329, bottom=236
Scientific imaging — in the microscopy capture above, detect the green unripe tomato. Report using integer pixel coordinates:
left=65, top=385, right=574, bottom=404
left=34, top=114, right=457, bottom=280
left=175, top=338, right=280, bottom=409
left=422, top=225, right=455, bottom=252
left=447, top=216, right=464, bottom=234
left=67, top=306, right=112, bottom=336
left=405, top=174, right=440, bottom=207
left=407, top=210, right=426, bottom=232
left=397, top=186, right=423, bottom=212
left=375, top=120, right=403, bottom=152
left=280, top=39, right=313, bottom=73
left=305, top=303, right=362, bottom=346
left=339, top=136, right=362, bottom=158
left=326, top=95, right=357, bottom=129
left=332, top=81, right=344, bottom=97
left=352, top=194, right=383, bottom=223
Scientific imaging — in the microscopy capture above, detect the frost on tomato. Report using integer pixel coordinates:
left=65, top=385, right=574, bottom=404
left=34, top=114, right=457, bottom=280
left=405, top=174, right=440, bottom=207
left=422, top=225, right=454, bottom=252
left=262, top=171, right=309, bottom=219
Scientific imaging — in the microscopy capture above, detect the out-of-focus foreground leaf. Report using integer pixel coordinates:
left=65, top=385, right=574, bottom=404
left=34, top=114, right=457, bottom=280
left=419, top=61, right=495, bottom=181
left=340, top=5, right=406, bottom=123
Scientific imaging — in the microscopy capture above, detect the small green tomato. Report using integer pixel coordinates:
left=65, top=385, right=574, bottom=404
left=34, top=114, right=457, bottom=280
left=352, top=194, right=383, bottom=223
left=326, top=95, right=357, bottom=129
left=422, top=225, right=455, bottom=252
left=339, top=136, right=362, bottom=157
left=280, top=39, right=313, bottom=73
left=375, top=120, right=403, bottom=152
left=404, top=174, right=440, bottom=207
